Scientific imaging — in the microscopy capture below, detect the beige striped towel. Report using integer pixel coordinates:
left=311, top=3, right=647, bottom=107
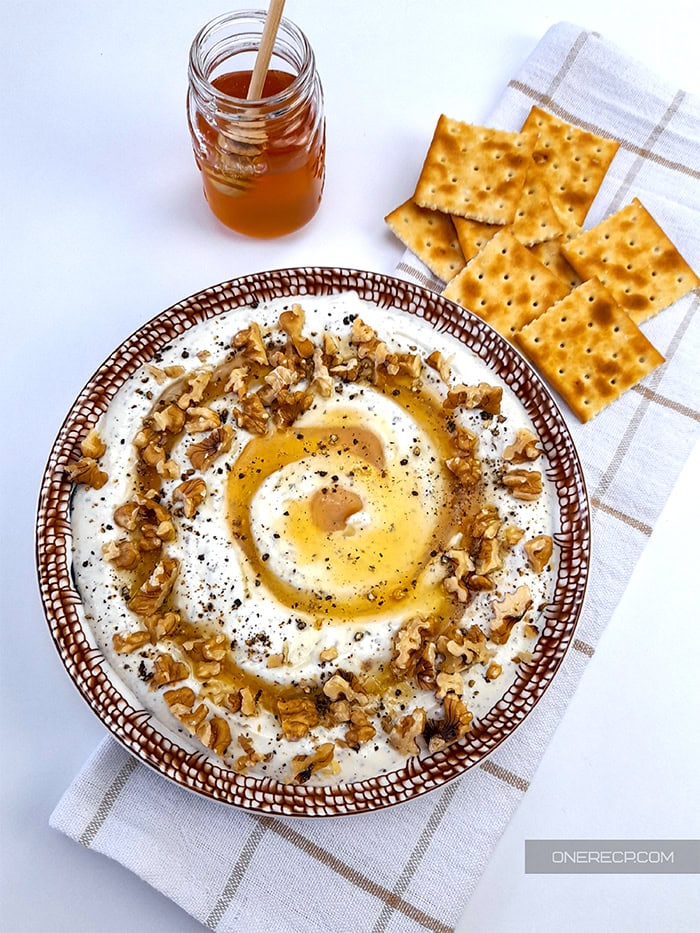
left=51, top=22, right=700, bottom=933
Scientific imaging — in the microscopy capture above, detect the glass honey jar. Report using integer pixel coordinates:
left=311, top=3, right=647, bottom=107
left=187, top=10, right=326, bottom=238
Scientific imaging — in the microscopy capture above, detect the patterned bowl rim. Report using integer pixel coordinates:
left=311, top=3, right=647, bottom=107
left=35, top=266, right=590, bottom=817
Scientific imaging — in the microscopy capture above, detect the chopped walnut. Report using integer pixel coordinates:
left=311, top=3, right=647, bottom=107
left=277, top=696, right=320, bottom=740
left=345, top=708, right=377, bottom=750
left=290, top=742, right=337, bottom=783
left=102, top=538, right=140, bottom=570
left=503, top=428, right=542, bottom=463
left=523, top=623, right=539, bottom=639
left=329, top=699, right=352, bottom=723
left=436, top=623, right=491, bottom=672
left=127, top=557, right=179, bottom=616
left=503, top=525, right=525, bottom=546
left=501, top=469, right=543, bottom=501
left=178, top=703, right=209, bottom=732
left=151, top=653, right=188, bottom=687
left=164, top=686, right=196, bottom=722
left=157, top=459, right=180, bottom=480
left=445, top=455, right=481, bottom=488
left=425, top=694, right=473, bottom=753
left=185, top=406, right=221, bottom=434
left=477, top=538, right=502, bottom=575
left=259, top=364, right=298, bottom=404
left=426, top=350, right=451, bottom=383
left=349, top=317, right=377, bottom=346
left=172, top=478, right=207, bottom=518
left=232, top=321, right=268, bottom=365
left=470, top=505, right=501, bottom=541
left=279, top=305, right=315, bottom=358
left=491, top=585, right=533, bottom=645
left=65, top=457, right=108, bottom=489
left=187, top=424, right=234, bottom=472
left=274, top=389, right=313, bottom=426
left=485, top=662, right=503, bottom=681
left=177, top=370, right=212, bottom=410
left=80, top=428, right=106, bottom=459
left=391, top=616, right=433, bottom=674
left=152, top=404, right=186, bottom=435
left=311, top=347, right=333, bottom=398
left=435, top=671, right=464, bottom=699
left=443, top=548, right=474, bottom=602
left=224, top=365, right=250, bottom=397
left=444, top=382, right=502, bottom=414
left=146, top=610, right=181, bottom=640
left=234, top=393, right=270, bottom=434
left=322, top=672, right=368, bottom=706
left=234, top=734, right=271, bottom=773
left=388, top=708, right=426, bottom=756
left=196, top=716, right=231, bottom=757
left=113, top=501, right=140, bottom=531
left=319, top=646, right=338, bottom=662
left=237, top=686, right=256, bottom=716
left=112, top=630, right=150, bottom=653
left=524, top=535, right=553, bottom=573
left=414, top=641, right=438, bottom=690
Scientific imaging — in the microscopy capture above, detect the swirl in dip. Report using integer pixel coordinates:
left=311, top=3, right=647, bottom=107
left=69, top=293, right=556, bottom=784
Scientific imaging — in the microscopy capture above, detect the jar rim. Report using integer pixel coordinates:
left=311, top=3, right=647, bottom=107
left=188, top=9, right=315, bottom=109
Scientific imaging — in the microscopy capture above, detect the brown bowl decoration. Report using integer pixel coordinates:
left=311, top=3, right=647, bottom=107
left=36, top=267, right=590, bottom=816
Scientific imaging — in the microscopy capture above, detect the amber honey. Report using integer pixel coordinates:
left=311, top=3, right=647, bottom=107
left=188, top=13, right=326, bottom=238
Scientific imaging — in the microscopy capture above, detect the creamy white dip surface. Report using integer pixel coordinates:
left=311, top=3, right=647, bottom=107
left=70, top=292, right=557, bottom=784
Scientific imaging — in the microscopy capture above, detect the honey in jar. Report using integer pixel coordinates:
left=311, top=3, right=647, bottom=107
left=187, top=11, right=325, bottom=238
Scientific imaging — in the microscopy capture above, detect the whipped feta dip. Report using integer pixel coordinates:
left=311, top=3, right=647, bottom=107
left=70, top=292, right=557, bottom=784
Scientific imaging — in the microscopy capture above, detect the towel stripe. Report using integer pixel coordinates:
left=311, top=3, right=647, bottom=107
left=78, top=754, right=138, bottom=848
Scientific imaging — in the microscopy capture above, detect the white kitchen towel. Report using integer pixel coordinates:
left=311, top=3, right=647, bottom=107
left=51, top=22, right=700, bottom=933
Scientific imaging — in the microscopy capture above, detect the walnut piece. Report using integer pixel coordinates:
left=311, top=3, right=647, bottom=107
left=65, top=457, right=108, bottom=489
left=391, top=616, right=433, bottom=674
left=444, top=382, right=502, bottom=414
left=102, top=538, right=140, bottom=570
left=80, top=428, right=106, bottom=459
left=232, top=321, right=268, bottom=365
left=443, top=548, right=474, bottom=603
left=172, top=478, right=207, bottom=518
left=234, top=734, right=271, bottom=773
left=151, top=653, right=189, bottom=688
left=177, top=371, right=212, bottom=410
left=112, top=630, right=151, bottom=654
left=425, top=694, right=473, bottom=753
left=234, top=393, right=270, bottom=434
left=259, top=364, right=298, bottom=404
left=524, top=534, right=553, bottom=573
left=503, top=428, right=542, bottom=463
left=185, top=406, right=221, bottom=434
left=322, top=672, right=368, bottom=706
left=445, top=455, right=481, bottom=488
left=127, top=557, right=179, bottom=616
left=345, top=708, right=377, bottom=750
left=153, top=404, right=186, bottom=434
left=196, top=716, right=231, bottom=757
left=187, top=424, right=234, bottom=472
left=277, top=696, right=320, bottom=740
left=425, top=350, right=451, bottom=383
left=501, top=469, right=543, bottom=501
left=279, top=305, right=315, bottom=358
left=388, top=708, right=426, bottom=756
left=491, top=585, right=533, bottom=645
left=290, top=742, right=337, bottom=783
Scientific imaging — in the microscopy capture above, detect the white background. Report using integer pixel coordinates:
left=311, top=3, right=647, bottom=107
left=1, top=1, right=699, bottom=931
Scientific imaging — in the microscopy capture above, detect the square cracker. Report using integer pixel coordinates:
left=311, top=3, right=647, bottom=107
left=509, top=164, right=564, bottom=246
left=451, top=164, right=563, bottom=261
left=384, top=199, right=465, bottom=282
left=561, top=197, right=700, bottom=324
left=442, top=228, right=570, bottom=340
left=528, top=221, right=583, bottom=290
left=521, top=106, right=620, bottom=225
left=452, top=216, right=499, bottom=263
left=515, top=278, right=665, bottom=423
left=414, top=115, right=535, bottom=224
